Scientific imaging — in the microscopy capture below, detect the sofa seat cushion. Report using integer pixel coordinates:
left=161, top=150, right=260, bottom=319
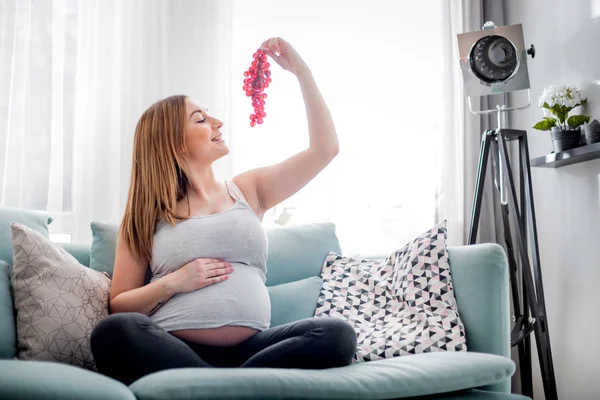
left=130, top=351, right=515, bottom=400
left=0, top=360, right=135, bottom=400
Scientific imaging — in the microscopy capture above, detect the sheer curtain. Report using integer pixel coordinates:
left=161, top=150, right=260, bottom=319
left=1, top=0, right=234, bottom=244
left=1, top=0, right=469, bottom=251
left=436, top=0, right=485, bottom=247
left=69, top=0, right=234, bottom=244
left=230, top=0, right=462, bottom=254
left=0, top=0, right=78, bottom=217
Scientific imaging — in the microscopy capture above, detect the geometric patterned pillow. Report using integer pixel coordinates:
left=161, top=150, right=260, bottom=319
left=10, top=223, right=111, bottom=370
left=315, top=221, right=466, bottom=363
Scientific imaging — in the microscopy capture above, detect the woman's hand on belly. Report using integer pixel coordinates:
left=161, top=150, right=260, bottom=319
left=171, top=326, right=259, bottom=346
left=166, top=258, right=234, bottom=294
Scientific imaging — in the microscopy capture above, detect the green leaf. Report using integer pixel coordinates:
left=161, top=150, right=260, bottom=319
left=567, top=115, right=590, bottom=127
left=555, top=106, right=570, bottom=124
left=533, top=119, right=556, bottom=131
left=581, top=98, right=588, bottom=105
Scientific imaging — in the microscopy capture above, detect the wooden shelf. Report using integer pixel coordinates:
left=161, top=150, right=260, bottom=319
left=530, top=142, right=600, bottom=168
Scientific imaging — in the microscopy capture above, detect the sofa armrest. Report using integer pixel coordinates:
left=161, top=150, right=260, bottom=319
left=447, top=243, right=511, bottom=393
left=352, top=246, right=511, bottom=356
left=60, top=242, right=91, bottom=267
left=0, top=360, right=135, bottom=400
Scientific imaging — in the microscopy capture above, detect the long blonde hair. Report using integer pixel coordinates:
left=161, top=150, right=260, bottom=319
left=120, top=95, right=191, bottom=262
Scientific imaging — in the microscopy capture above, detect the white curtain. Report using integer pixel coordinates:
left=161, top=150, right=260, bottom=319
left=0, top=0, right=78, bottom=215
left=2, top=0, right=471, bottom=251
left=69, top=0, right=234, bottom=244
left=1, top=0, right=234, bottom=244
left=436, top=0, right=484, bottom=247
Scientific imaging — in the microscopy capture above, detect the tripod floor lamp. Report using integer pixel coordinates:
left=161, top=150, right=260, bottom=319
left=457, top=21, right=558, bottom=400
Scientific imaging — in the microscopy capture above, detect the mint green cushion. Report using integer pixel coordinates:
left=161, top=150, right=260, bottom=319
left=0, top=261, right=15, bottom=359
left=89, top=221, right=341, bottom=285
left=60, top=242, right=91, bottom=267
left=0, top=206, right=52, bottom=267
left=130, top=351, right=515, bottom=400
left=0, top=359, right=135, bottom=400
left=265, top=223, right=341, bottom=286
left=268, top=276, right=322, bottom=327
left=90, top=221, right=118, bottom=276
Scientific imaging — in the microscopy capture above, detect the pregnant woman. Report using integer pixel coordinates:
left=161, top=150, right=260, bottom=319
left=90, top=37, right=357, bottom=385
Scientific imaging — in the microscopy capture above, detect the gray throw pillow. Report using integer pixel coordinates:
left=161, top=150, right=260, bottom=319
left=10, top=223, right=111, bottom=370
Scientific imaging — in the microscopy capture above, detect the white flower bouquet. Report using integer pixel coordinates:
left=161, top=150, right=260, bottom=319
left=533, top=84, right=590, bottom=131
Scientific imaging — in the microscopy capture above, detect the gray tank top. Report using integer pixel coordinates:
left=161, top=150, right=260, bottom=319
left=148, top=180, right=271, bottom=332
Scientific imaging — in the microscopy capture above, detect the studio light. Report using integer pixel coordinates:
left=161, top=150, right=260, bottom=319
left=456, top=21, right=558, bottom=400
left=458, top=21, right=535, bottom=99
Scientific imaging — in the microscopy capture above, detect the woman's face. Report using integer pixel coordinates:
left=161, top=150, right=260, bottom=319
left=183, top=98, right=228, bottom=164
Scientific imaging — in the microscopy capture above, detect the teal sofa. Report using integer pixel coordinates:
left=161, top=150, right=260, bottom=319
left=0, top=208, right=530, bottom=400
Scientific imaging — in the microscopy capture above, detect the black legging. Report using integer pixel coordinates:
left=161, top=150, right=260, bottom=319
left=90, top=313, right=358, bottom=385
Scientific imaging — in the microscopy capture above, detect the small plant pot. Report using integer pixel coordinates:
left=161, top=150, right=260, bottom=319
left=550, top=126, right=582, bottom=153
left=584, top=119, right=600, bottom=145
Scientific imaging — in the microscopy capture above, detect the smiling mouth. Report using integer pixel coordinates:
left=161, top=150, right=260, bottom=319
left=211, top=134, right=223, bottom=142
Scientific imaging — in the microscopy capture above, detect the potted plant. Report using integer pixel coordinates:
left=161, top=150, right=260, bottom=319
left=583, top=119, right=600, bottom=145
left=533, top=84, right=590, bottom=152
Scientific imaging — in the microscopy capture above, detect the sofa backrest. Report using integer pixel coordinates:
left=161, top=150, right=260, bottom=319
left=0, top=220, right=342, bottom=360
left=87, top=221, right=342, bottom=286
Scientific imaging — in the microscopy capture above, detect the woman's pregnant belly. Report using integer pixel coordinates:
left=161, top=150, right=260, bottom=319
left=171, top=325, right=260, bottom=346
left=150, top=263, right=271, bottom=346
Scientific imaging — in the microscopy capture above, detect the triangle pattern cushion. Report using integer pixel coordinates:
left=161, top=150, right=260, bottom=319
left=315, top=221, right=467, bottom=362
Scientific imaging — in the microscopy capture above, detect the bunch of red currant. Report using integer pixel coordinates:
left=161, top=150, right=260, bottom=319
left=243, top=48, right=271, bottom=127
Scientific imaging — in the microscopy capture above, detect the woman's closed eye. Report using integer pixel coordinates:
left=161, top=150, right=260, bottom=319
left=197, top=118, right=207, bottom=124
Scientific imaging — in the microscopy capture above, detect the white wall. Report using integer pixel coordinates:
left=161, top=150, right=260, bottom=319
left=505, top=1, right=600, bottom=399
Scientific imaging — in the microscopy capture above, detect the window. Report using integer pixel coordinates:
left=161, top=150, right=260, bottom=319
left=231, top=0, right=446, bottom=255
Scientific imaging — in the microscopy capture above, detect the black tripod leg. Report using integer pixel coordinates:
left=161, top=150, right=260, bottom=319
left=517, top=136, right=533, bottom=398
left=491, top=139, right=532, bottom=397
left=499, top=134, right=558, bottom=400
left=520, top=134, right=559, bottom=400
left=468, top=130, right=493, bottom=245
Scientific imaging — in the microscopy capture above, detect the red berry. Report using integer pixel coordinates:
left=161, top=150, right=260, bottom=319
left=244, top=47, right=273, bottom=126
